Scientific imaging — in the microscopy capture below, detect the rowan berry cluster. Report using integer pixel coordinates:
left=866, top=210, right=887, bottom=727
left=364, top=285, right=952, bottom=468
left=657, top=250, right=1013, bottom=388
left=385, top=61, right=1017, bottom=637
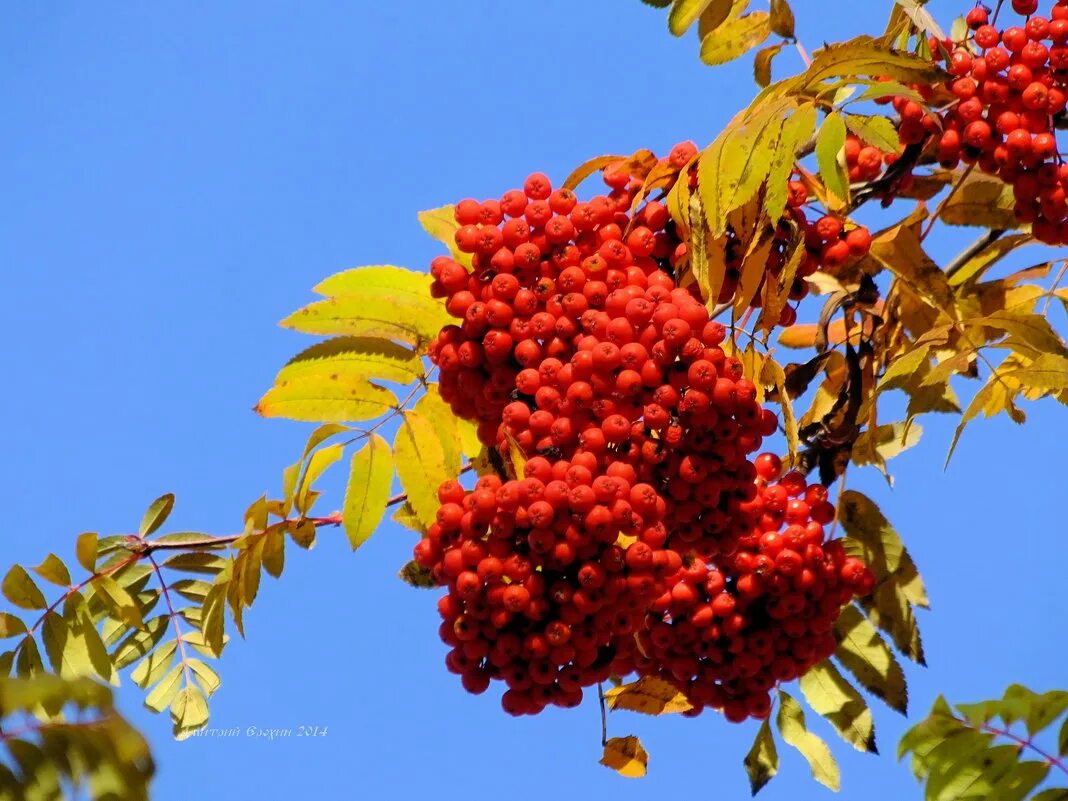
left=900, top=0, right=1068, bottom=243
left=420, top=152, right=874, bottom=720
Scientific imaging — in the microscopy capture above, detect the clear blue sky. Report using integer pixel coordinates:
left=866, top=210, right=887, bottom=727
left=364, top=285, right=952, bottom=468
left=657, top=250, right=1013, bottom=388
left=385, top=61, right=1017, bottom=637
left=2, top=2, right=1065, bottom=799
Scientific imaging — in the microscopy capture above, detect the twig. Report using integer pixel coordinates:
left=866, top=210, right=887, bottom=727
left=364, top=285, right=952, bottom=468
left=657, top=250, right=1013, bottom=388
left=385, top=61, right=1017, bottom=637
left=966, top=717, right=1068, bottom=778
left=597, top=682, right=608, bottom=747
left=944, top=229, right=1007, bottom=279
left=1041, top=259, right=1068, bottom=316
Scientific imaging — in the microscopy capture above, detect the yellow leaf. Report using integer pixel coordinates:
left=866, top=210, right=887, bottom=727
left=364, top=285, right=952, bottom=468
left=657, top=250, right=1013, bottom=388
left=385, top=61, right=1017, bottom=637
left=256, top=374, right=397, bottom=423
left=31, top=554, right=71, bottom=588
left=939, top=171, right=1022, bottom=229
left=600, top=736, right=649, bottom=778
left=700, top=12, right=772, bottom=66
left=2, top=566, right=48, bottom=611
left=762, top=359, right=798, bottom=458
left=343, top=434, right=394, bottom=550
left=776, top=691, right=841, bottom=791
left=744, top=718, right=780, bottom=794
left=697, top=0, right=735, bottom=39
left=296, top=441, right=345, bottom=513
left=764, top=102, right=816, bottom=226
left=276, top=337, right=423, bottom=386
left=734, top=226, right=777, bottom=314
left=394, top=411, right=459, bottom=529
left=948, top=234, right=1035, bottom=286
left=795, top=36, right=946, bottom=89
left=0, top=613, right=27, bottom=639
left=562, top=154, right=627, bottom=191
left=769, top=0, right=794, bottom=38
left=800, top=660, right=877, bottom=752
left=835, top=605, right=908, bottom=714
left=93, top=575, right=145, bottom=630
left=869, top=218, right=957, bottom=318
left=669, top=0, right=716, bottom=36
left=604, top=677, right=694, bottom=715
left=863, top=581, right=926, bottom=665
left=852, top=421, right=923, bottom=469
left=171, top=685, right=210, bottom=740
left=75, top=532, right=98, bottom=574
left=417, top=206, right=473, bottom=269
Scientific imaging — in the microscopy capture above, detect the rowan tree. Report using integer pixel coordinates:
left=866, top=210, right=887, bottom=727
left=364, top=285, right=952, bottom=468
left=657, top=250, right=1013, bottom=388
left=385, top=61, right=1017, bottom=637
left=3, top=1, right=1068, bottom=799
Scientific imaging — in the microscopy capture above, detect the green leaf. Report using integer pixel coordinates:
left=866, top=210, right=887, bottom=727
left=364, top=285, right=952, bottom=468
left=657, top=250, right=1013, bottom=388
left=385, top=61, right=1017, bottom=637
left=75, top=532, right=98, bottom=574
left=776, top=690, right=840, bottom=791
left=834, top=605, right=908, bottom=714
left=343, top=434, right=394, bottom=550
left=172, top=684, right=210, bottom=740
left=844, top=113, right=900, bottom=154
left=93, top=575, right=145, bottom=630
left=986, top=761, right=1051, bottom=801
left=276, top=337, right=423, bottom=387
left=700, top=12, right=772, bottom=66
left=256, top=373, right=397, bottom=423
left=162, top=552, right=228, bottom=575
left=815, top=112, right=850, bottom=210
left=1060, top=715, right=1068, bottom=756
left=15, top=635, right=44, bottom=678
left=800, top=660, right=877, bottom=753
left=0, top=613, right=27, bottom=639
left=2, top=566, right=48, bottom=611
left=30, top=554, right=71, bottom=588
left=744, top=718, right=779, bottom=795
left=140, top=493, right=175, bottom=537
left=669, top=0, right=715, bottom=35
left=394, top=410, right=460, bottom=529
left=144, top=663, right=184, bottom=712
left=1034, top=791, right=1068, bottom=801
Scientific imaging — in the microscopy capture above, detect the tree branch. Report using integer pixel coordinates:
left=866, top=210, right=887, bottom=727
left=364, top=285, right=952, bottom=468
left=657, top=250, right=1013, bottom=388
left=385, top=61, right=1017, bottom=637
left=944, top=229, right=1007, bottom=279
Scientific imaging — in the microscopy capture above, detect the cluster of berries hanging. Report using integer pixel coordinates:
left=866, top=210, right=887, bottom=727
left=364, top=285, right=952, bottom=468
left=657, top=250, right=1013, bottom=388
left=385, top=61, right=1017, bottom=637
left=896, top=0, right=1068, bottom=243
left=418, top=147, right=875, bottom=721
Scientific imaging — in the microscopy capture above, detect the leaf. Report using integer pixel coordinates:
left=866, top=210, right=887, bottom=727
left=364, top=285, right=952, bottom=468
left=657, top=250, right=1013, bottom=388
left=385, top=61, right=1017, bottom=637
left=816, top=111, right=850, bottom=209
left=394, top=410, right=459, bottom=529
left=838, top=490, right=928, bottom=607
left=776, top=690, right=840, bottom=791
left=700, top=12, right=772, bottom=66
left=1034, top=791, right=1068, bottom=801
left=948, top=234, right=1035, bottom=286
left=940, top=171, right=1022, bottom=229
left=2, top=566, right=48, bottom=611
left=834, top=605, right=908, bottom=714
left=281, top=284, right=451, bottom=349
left=0, top=613, right=27, bottom=639
left=296, top=441, right=345, bottom=513
left=863, top=581, right=926, bottom=665
left=600, top=736, right=649, bottom=778
left=187, top=658, right=222, bottom=696
left=697, top=0, right=735, bottom=39
left=762, top=359, right=799, bottom=457
left=744, top=718, right=779, bottom=795
left=844, top=113, right=900, bottom=153
left=669, top=0, right=715, bottom=36
left=795, top=35, right=946, bottom=88
left=343, top=434, right=394, bottom=550
left=417, top=206, right=473, bottom=269
left=967, top=311, right=1068, bottom=358
left=1002, top=353, right=1068, bottom=393
left=276, top=337, right=423, bottom=386
left=111, top=615, right=170, bottom=669
left=800, top=660, right=877, bottom=753
left=851, top=422, right=923, bottom=476
left=256, top=374, right=397, bottom=423
left=262, top=528, right=285, bottom=579
left=398, top=560, right=436, bottom=588
left=140, top=493, right=175, bottom=537
left=75, top=532, right=98, bottom=574
left=869, top=218, right=956, bottom=317
left=172, top=685, right=210, bottom=740
left=31, top=555, right=71, bottom=588
left=144, top=663, right=184, bottom=713
left=93, top=575, right=145, bottom=630
left=754, top=42, right=785, bottom=87
left=769, top=0, right=794, bottom=38
left=603, top=677, right=693, bottom=715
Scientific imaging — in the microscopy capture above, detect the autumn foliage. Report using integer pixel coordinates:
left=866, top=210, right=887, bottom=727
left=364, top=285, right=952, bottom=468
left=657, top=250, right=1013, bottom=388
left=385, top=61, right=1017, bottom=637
left=3, top=1, right=1068, bottom=799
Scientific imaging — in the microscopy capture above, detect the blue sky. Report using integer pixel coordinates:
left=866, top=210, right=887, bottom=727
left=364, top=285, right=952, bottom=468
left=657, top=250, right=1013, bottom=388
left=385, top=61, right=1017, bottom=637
left=2, top=2, right=1065, bottom=799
